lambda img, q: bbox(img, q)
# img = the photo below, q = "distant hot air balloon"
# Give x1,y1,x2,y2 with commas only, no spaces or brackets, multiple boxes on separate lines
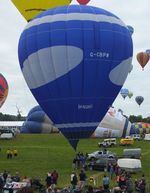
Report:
11,0,72,21
145,49,150,54
18,5,133,150
127,25,134,36
135,96,144,106
120,88,129,99
136,52,150,70
0,74,8,108
128,91,133,99
77,0,90,5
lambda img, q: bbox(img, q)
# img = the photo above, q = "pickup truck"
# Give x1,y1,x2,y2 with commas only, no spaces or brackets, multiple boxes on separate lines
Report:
87,150,116,161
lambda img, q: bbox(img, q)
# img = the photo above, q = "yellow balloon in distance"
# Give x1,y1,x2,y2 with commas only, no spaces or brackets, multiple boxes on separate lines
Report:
11,0,72,21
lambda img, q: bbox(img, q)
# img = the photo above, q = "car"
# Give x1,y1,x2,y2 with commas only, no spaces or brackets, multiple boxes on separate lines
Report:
131,134,142,141
120,138,134,145
98,138,117,148
87,150,116,161
88,157,117,171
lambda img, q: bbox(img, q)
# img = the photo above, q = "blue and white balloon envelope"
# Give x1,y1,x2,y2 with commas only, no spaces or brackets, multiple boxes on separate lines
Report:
18,5,133,149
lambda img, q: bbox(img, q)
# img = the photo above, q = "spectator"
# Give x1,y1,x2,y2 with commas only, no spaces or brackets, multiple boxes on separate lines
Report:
3,171,8,183
86,185,94,193
51,170,59,185
138,179,146,193
109,164,115,179
126,177,134,193
45,172,52,188
79,170,87,190
12,171,20,182
102,174,110,191
6,149,11,159
13,149,18,157
0,174,4,193
70,172,78,189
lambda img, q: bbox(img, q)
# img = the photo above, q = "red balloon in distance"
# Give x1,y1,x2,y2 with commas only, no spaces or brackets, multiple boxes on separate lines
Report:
136,52,150,70
77,0,90,5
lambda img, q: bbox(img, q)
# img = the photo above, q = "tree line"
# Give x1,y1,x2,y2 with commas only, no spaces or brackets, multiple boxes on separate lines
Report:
0,113,26,121
129,115,150,123
0,112,150,123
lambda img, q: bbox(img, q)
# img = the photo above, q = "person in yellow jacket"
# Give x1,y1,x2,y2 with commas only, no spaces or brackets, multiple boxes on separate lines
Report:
13,149,18,157
6,149,11,159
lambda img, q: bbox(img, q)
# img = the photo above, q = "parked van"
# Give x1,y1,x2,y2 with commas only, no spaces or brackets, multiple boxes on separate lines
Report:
120,138,134,145
144,134,150,141
0,129,14,139
123,148,141,159
117,158,142,173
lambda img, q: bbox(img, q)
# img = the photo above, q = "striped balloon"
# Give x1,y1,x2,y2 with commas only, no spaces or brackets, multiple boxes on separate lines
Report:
0,74,8,108
136,52,150,70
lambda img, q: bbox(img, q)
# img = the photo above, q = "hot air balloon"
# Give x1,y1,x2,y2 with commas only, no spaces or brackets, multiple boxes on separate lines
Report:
21,106,58,133
11,0,72,21
131,122,150,135
135,96,144,106
120,88,129,99
145,49,150,54
18,5,133,149
77,0,90,5
127,25,134,36
0,74,8,108
136,52,150,70
128,91,133,99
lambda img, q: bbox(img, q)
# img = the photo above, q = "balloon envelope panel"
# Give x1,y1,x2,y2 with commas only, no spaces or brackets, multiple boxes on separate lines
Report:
11,0,72,21
130,122,150,135
18,5,133,149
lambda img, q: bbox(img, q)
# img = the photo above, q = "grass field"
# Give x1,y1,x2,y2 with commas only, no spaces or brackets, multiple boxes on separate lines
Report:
0,134,150,192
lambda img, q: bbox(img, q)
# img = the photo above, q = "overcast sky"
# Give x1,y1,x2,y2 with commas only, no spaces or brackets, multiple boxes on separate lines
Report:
0,0,150,117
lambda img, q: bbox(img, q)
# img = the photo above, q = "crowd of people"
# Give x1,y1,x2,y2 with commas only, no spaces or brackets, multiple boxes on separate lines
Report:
0,168,147,193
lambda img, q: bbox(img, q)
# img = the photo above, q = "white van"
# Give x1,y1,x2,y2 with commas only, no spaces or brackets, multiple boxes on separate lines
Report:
0,129,14,139
144,134,150,141
117,158,142,173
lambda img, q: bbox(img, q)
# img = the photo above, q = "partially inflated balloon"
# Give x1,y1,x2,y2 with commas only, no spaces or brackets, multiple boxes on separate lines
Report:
135,96,144,106
11,0,72,21
77,0,90,5
136,52,150,70
21,106,58,133
18,5,133,149
0,74,8,108
120,88,129,99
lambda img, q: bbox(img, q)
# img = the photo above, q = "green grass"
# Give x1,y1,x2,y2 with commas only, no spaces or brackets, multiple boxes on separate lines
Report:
0,134,150,191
